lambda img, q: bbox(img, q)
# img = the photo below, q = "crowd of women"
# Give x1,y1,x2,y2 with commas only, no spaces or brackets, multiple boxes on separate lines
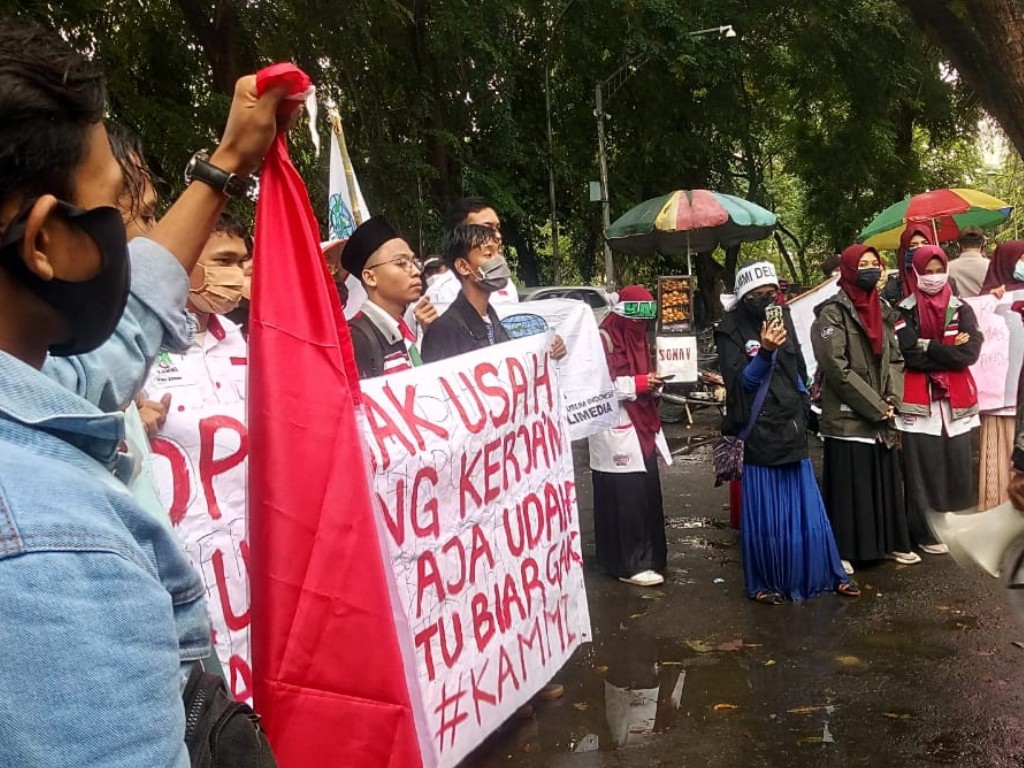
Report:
587,226,1024,605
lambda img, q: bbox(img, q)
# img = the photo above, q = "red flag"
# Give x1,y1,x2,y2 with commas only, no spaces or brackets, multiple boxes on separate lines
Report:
248,64,424,768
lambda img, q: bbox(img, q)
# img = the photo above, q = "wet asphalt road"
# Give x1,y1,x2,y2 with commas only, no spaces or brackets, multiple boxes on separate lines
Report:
464,411,1024,768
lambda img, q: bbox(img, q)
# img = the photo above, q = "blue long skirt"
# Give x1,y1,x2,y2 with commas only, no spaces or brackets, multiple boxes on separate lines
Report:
741,459,848,601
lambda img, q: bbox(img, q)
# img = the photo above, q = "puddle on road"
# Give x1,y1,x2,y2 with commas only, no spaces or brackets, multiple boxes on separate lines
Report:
666,516,730,531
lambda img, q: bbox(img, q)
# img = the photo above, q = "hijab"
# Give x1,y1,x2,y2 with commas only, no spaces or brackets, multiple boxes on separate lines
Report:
599,284,660,458
910,245,951,340
898,224,933,298
838,244,885,357
981,240,1024,293
909,245,955,398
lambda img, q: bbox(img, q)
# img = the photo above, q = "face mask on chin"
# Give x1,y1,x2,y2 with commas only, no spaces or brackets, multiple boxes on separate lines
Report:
189,263,245,315
0,198,130,356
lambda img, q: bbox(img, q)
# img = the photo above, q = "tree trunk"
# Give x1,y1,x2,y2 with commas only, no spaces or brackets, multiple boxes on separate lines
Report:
174,0,250,95
896,0,1024,158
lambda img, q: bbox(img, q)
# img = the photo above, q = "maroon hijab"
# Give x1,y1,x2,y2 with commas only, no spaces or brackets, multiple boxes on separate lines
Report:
898,224,933,298
838,244,885,357
600,285,661,458
981,240,1024,293
910,245,951,339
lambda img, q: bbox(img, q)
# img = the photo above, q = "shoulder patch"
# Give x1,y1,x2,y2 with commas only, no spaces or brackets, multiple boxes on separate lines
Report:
819,325,835,339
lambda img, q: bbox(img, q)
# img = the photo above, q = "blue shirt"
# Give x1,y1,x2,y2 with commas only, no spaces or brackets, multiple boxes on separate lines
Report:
0,238,207,767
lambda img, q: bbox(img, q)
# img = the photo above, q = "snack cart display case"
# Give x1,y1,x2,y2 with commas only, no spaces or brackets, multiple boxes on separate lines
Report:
654,274,698,384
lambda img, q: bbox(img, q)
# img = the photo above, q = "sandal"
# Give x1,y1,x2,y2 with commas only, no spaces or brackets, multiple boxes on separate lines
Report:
837,581,861,597
754,590,784,605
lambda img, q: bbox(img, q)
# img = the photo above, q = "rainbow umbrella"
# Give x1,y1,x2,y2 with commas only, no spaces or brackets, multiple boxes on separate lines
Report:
606,189,777,255
860,188,1013,250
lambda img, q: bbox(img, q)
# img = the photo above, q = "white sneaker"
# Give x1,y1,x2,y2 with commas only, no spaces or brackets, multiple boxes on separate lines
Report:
890,551,923,565
841,560,855,575
619,570,665,587
920,543,949,555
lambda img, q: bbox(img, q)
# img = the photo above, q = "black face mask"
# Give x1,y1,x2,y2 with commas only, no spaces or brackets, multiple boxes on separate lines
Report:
855,268,882,290
0,199,130,356
743,293,775,317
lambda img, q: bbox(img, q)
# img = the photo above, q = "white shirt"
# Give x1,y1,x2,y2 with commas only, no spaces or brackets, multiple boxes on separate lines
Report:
144,314,252,701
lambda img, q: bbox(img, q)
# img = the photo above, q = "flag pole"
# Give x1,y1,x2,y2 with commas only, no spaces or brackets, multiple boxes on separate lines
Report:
329,107,365,227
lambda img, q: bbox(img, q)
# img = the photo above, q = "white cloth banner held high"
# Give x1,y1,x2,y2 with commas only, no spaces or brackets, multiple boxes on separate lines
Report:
360,334,592,767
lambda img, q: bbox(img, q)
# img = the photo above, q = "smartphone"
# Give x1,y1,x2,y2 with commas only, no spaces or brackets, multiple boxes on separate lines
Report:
765,304,783,328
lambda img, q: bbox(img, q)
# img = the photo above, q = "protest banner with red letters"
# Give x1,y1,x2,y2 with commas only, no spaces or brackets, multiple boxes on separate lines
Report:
147,345,252,703
360,334,592,766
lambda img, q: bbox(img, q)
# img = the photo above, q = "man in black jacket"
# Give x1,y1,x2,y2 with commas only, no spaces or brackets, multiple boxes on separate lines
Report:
345,216,435,378
421,224,567,362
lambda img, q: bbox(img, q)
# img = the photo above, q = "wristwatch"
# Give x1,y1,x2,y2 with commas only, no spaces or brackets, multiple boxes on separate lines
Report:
184,150,255,199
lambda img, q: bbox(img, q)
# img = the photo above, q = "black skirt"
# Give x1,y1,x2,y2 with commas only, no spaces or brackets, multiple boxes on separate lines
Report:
822,439,911,561
902,431,975,545
591,455,667,578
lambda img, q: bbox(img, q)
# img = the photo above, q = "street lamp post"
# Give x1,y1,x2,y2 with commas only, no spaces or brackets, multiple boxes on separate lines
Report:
595,24,736,289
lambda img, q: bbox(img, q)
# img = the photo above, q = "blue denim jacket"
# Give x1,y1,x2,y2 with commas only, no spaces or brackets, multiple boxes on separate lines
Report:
0,235,208,767
43,237,195,412
0,352,209,767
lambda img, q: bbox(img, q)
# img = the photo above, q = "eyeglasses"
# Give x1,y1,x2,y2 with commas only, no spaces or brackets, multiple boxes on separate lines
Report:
366,255,420,274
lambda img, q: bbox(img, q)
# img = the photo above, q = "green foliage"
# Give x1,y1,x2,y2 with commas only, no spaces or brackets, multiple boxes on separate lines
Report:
1,0,984,295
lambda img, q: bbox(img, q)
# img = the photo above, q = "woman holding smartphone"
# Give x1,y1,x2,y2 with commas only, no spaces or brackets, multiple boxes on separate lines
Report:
811,245,916,574
717,262,856,604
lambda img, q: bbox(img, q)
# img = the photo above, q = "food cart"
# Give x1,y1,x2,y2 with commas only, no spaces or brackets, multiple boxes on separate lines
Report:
654,274,698,384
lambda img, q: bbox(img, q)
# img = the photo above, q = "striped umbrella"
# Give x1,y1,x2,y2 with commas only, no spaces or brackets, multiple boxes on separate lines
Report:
606,189,777,255
860,188,1013,250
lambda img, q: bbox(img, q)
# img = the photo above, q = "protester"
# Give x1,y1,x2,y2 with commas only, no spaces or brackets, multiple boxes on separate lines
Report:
976,241,1024,509
320,237,351,308
980,240,1024,299
948,227,990,298
345,215,432,377
881,224,931,305
421,223,566,362
717,262,856,603
421,254,448,285
812,245,918,572
0,19,283,765
589,285,670,587
420,197,522,312
143,212,251,695
108,124,159,241
894,245,982,553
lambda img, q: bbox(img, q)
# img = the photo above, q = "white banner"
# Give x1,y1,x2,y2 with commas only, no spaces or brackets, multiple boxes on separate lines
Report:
494,299,619,440
789,277,840,378
360,335,592,767
965,292,1024,413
